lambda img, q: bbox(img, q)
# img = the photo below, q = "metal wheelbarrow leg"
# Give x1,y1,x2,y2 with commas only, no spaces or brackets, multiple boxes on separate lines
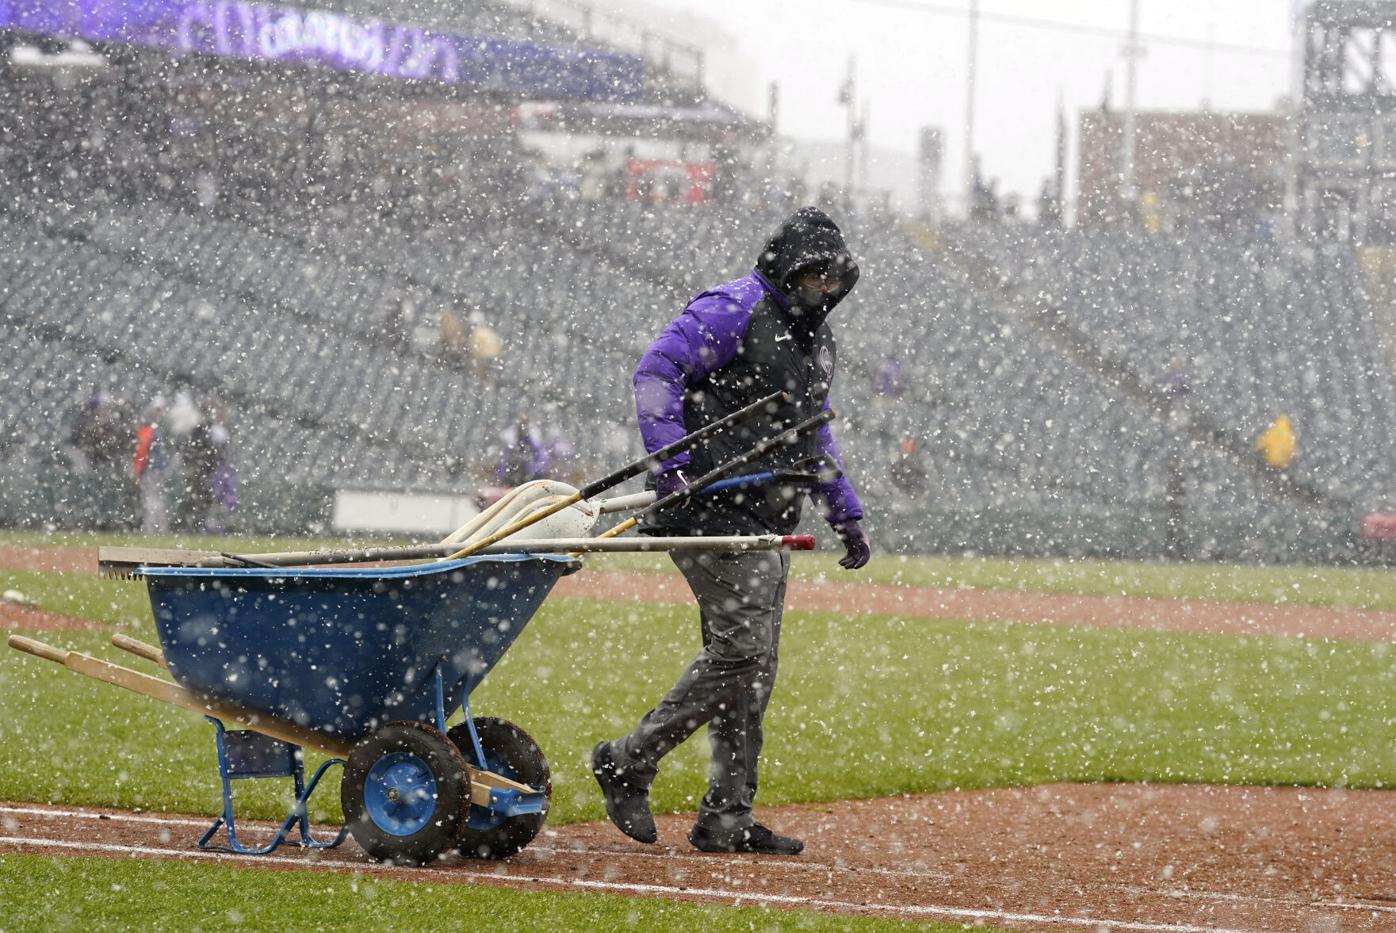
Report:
198,717,348,856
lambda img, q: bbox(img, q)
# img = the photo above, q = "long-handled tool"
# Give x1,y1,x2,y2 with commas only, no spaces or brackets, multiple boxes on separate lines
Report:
99,535,813,577
592,455,843,514
99,461,833,577
593,408,836,541
439,390,795,561
98,390,789,579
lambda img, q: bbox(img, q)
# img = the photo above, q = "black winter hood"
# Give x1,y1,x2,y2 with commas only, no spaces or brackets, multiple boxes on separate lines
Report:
755,207,860,315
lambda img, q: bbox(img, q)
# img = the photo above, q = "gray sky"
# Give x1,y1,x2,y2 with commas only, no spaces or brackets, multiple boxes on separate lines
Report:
595,0,1298,206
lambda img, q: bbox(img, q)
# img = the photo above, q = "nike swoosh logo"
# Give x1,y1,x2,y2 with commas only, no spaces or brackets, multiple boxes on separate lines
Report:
775,334,792,342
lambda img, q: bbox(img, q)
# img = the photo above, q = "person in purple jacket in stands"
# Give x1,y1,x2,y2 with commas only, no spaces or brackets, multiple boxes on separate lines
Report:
591,206,871,856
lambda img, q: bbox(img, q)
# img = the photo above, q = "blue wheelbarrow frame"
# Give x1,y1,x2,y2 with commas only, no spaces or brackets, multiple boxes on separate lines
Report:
123,553,577,858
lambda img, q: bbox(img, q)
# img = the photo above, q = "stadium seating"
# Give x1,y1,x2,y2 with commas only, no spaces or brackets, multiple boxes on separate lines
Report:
5,152,1396,558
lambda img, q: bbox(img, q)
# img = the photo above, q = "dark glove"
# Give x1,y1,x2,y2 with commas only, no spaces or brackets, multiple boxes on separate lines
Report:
833,519,871,570
655,468,690,500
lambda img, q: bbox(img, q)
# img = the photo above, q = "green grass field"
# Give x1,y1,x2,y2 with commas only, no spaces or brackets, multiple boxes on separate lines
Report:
0,854,966,932
3,531,1395,930
6,592,1395,822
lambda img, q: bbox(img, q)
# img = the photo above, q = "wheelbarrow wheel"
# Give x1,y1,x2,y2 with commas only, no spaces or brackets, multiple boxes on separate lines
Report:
342,720,468,865
449,717,551,859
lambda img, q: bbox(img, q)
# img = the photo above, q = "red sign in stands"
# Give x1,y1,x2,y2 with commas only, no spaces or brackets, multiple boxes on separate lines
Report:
1360,512,1396,540
625,159,715,205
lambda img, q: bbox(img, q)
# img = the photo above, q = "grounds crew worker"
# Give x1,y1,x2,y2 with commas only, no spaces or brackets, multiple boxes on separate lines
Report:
591,207,871,855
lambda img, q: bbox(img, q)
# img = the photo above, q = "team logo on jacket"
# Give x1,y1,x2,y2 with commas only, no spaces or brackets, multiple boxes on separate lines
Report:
817,345,834,376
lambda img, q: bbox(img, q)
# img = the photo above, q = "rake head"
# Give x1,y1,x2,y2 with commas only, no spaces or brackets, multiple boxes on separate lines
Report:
97,547,243,581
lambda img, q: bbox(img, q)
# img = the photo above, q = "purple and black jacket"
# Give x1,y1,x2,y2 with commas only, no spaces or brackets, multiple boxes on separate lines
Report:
633,207,864,536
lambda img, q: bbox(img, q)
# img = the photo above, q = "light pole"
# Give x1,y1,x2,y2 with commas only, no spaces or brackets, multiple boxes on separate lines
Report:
1120,0,1142,206
842,55,857,200
964,0,979,214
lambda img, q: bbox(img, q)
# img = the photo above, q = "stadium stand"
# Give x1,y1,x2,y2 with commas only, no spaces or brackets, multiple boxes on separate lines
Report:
3,2,1396,560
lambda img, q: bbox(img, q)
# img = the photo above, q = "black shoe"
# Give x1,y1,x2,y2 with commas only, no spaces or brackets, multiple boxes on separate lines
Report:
688,822,804,855
590,741,657,844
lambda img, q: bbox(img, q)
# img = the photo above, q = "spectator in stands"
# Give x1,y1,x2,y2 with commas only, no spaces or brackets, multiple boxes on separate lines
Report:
470,312,502,383
181,405,222,532
167,389,201,438
609,146,636,201
578,149,607,202
166,389,204,531
70,390,137,530
395,296,418,349
495,413,551,487
874,356,903,397
1255,415,1296,471
439,307,468,361
545,426,580,485
591,206,870,857
132,397,170,534
1161,357,1192,560
871,355,905,445
889,436,929,495
1163,357,1191,411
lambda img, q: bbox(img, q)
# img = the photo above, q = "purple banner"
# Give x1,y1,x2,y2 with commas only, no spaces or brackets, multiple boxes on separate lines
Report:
0,0,644,101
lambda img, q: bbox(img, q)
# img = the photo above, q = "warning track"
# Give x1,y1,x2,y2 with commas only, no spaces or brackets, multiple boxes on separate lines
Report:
6,543,1396,642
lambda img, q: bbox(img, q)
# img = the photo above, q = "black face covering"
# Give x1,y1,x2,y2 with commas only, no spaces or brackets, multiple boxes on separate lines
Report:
791,283,831,313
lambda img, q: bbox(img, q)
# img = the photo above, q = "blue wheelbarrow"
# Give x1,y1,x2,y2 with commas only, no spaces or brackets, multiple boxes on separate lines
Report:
9,553,578,865
9,399,836,864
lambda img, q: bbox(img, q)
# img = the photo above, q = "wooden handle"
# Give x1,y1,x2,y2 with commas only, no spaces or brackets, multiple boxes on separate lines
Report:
111,633,166,666
62,651,355,758
8,635,69,664
15,633,536,804
595,516,637,540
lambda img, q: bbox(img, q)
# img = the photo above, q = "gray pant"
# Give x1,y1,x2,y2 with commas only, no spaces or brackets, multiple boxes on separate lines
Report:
614,548,790,834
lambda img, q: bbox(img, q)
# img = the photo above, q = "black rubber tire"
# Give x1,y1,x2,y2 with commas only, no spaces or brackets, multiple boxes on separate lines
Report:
341,720,468,865
449,717,551,859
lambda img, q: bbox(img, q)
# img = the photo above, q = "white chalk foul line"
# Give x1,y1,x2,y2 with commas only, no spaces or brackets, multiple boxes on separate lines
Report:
0,805,211,830
0,807,1295,914
1310,900,1396,915
2,806,958,883
0,834,1271,933
0,806,1314,929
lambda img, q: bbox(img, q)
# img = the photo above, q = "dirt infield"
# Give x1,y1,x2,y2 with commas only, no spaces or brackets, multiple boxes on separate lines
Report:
6,542,1396,641
8,542,1396,930
0,544,92,576
5,784,1396,931
0,602,111,633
